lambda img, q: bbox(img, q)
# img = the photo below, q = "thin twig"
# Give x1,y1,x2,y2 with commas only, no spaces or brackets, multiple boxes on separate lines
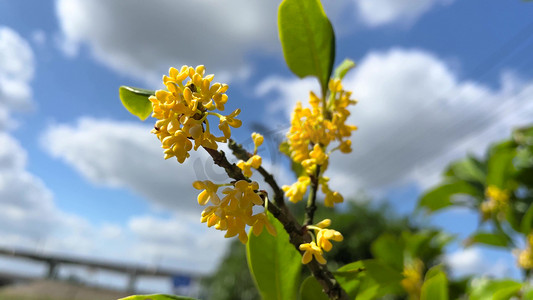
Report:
304,166,321,226
203,145,348,300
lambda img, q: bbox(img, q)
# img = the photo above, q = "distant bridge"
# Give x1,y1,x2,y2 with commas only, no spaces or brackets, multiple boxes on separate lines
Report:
0,247,201,292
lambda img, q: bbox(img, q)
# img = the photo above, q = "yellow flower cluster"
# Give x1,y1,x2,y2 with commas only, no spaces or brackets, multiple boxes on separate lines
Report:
299,219,343,264
517,233,533,269
401,259,423,299
282,78,357,206
150,65,242,163
480,185,510,219
193,179,276,244
237,133,264,178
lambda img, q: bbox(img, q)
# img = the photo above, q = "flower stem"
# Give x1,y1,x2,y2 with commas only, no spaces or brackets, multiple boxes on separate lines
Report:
304,166,321,226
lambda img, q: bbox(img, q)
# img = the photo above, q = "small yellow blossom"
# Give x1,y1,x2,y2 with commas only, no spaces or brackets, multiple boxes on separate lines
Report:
282,176,311,203
282,77,357,207
517,233,533,269
300,241,327,264
401,259,424,298
150,65,241,163
196,179,273,244
480,185,510,219
316,229,343,252
252,132,264,148
237,155,262,178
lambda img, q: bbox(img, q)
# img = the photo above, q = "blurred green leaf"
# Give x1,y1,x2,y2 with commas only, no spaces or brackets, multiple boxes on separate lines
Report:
420,266,448,300
486,142,517,188
119,86,154,121
119,295,197,300
333,59,355,80
521,203,533,234
419,181,481,212
278,0,335,93
371,234,404,271
246,212,301,300
464,232,511,248
469,279,522,300
444,155,486,184
300,276,329,300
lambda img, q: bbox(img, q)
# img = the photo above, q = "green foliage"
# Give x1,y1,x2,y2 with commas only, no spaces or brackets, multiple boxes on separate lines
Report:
468,279,522,300
119,86,154,121
278,0,335,94
464,232,512,248
118,295,197,300
420,266,448,300
299,276,329,300
246,212,301,300
333,59,356,80
418,181,482,212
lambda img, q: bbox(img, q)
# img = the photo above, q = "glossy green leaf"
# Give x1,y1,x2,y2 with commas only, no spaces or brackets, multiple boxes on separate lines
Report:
119,86,155,121
333,59,355,80
464,232,511,248
418,181,481,212
119,295,197,300
247,212,301,300
278,0,335,93
469,279,522,300
420,266,448,300
300,276,329,300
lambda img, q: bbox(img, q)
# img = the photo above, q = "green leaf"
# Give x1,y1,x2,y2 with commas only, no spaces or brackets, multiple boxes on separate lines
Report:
370,234,404,271
247,212,301,300
333,59,355,80
521,203,533,234
300,276,329,300
119,86,155,121
444,156,486,184
469,279,522,300
464,232,511,248
119,295,197,300
420,266,448,300
486,142,517,188
418,181,481,212
278,0,335,94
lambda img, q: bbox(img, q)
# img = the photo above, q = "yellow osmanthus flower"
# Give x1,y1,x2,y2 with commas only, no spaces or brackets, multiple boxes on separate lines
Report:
300,219,343,264
150,65,242,163
194,179,275,244
480,185,510,219
237,133,264,178
282,78,357,206
401,259,424,299
517,233,533,269
300,241,327,265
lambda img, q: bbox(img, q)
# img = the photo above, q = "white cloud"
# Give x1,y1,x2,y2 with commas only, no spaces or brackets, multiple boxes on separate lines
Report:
0,26,35,129
353,0,453,27
258,48,533,195
54,0,278,84
445,247,515,278
41,117,223,212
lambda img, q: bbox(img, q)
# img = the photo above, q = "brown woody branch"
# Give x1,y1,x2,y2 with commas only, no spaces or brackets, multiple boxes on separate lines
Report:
203,145,348,300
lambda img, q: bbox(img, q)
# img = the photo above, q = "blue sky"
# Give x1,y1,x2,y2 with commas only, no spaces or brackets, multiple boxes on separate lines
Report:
1,0,533,292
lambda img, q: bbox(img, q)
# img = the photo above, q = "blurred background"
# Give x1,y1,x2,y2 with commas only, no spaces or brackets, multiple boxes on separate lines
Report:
0,0,532,299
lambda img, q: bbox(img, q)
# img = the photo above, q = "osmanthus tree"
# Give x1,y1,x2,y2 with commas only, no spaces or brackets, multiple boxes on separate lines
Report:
418,125,533,299
117,0,452,299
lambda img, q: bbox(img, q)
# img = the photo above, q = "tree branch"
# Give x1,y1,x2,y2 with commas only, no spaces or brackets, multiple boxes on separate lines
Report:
304,166,321,226
203,145,348,300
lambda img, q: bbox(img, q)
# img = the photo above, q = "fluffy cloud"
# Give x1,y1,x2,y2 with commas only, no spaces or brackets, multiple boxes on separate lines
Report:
54,0,278,84
0,27,35,129
353,0,453,27
259,48,533,194
445,247,516,278
41,117,223,212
